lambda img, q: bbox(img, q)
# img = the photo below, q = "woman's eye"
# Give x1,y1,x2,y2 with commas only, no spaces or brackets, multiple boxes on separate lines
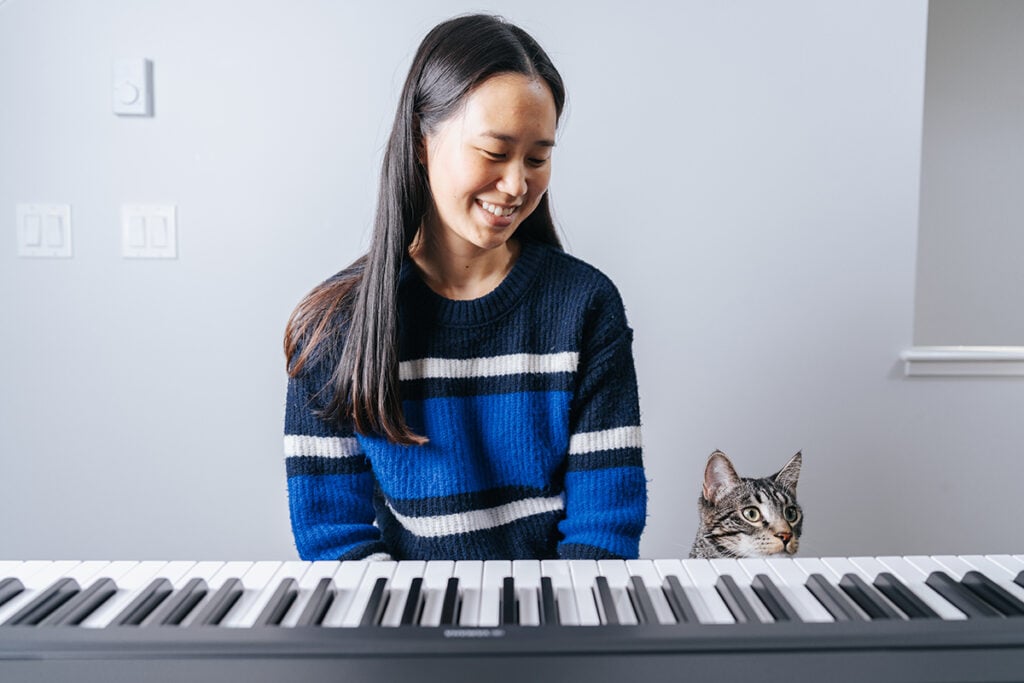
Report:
784,506,800,522
741,507,761,523
482,150,506,160
527,157,549,167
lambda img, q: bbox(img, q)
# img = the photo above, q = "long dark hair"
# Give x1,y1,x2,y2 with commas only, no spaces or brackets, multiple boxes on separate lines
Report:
285,14,567,445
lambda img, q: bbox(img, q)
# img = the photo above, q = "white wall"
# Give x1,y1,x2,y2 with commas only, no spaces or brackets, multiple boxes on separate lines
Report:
2,0,1021,561
914,0,1024,345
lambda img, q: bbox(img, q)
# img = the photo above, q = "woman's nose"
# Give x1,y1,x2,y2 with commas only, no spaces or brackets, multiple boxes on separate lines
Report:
496,163,528,197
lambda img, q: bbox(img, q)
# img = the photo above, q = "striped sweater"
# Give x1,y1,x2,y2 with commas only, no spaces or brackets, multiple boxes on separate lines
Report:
284,239,647,561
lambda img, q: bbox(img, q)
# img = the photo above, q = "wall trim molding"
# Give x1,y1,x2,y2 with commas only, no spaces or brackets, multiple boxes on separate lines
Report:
901,346,1024,377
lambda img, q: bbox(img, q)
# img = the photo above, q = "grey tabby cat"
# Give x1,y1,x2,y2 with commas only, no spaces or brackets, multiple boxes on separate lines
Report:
689,450,803,559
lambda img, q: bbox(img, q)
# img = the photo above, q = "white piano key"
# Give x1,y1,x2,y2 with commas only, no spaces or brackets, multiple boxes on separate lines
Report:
513,560,542,626
906,555,961,578
231,561,305,627
793,557,871,620
61,561,111,584
823,556,904,616
625,560,676,625
174,561,225,587
340,561,397,628
81,561,195,628
452,561,482,627
875,556,966,620
764,558,834,622
479,560,510,628
380,561,426,628
986,554,1024,575
280,561,346,628
0,561,26,579
596,560,637,625
419,561,455,627
833,556,908,619
653,559,715,624
959,555,1024,605
567,560,601,626
737,558,802,622
0,561,80,624
143,561,224,626
541,559,578,626
320,562,368,627
933,555,998,581
680,559,736,624
792,557,834,578
711,558,772,623
213,561,277,627
822,557,870,579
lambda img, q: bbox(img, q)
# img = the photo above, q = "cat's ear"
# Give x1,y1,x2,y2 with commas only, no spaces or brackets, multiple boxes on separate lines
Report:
703,450,741,504
773,451,802,494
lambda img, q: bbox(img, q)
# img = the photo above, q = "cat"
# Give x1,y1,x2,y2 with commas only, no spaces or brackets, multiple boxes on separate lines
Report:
689,450,803,559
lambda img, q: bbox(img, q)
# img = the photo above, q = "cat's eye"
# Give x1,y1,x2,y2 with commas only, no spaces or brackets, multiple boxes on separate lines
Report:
741,507,761,523
784,506,800,522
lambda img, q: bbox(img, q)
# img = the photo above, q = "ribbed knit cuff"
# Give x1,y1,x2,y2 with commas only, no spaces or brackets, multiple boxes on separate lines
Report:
337,540,392,561
557,542,624,561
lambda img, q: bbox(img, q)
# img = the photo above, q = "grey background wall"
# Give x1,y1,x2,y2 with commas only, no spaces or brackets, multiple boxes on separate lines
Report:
2,0,1021,561
914,0,1024,345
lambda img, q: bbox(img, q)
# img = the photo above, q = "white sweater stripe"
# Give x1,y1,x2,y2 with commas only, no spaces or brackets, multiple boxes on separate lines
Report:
568,426,643,455
284,435,363,459
387,495,565,538
399,352,579,381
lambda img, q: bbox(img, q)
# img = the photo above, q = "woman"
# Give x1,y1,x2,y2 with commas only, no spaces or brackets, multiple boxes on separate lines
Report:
284,14,646,561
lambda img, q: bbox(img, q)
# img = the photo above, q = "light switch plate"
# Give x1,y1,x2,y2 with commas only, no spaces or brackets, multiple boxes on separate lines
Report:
17,204,72,258
113,58,153,116
121,204,177,258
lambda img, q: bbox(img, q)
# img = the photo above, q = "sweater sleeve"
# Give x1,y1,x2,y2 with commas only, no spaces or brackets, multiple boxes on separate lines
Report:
557,282,648,560
284,355,391,561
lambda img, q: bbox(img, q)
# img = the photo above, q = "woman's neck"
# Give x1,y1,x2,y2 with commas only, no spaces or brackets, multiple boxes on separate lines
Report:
409,231,521,301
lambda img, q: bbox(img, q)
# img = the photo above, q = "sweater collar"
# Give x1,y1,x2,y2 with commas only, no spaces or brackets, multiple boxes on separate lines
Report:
400,239,548,327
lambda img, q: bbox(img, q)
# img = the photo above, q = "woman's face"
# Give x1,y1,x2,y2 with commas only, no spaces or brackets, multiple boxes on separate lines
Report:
420,72,557,254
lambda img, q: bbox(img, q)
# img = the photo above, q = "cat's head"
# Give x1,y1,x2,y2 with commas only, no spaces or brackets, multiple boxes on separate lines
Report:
697,450,803,558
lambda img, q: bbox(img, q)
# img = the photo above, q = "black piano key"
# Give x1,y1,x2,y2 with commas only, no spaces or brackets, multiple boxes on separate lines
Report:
961,571,1024,617
805,574,865,622
295,577,335,627
4,578,81,626
0,578,25,609
500,577,517,626
839,574,901,620
594,576,619,626
142,578,208,626
926,571,1001,618
539,576,558,626
113,578,173,626
40,578,117,626
1016,570,1024,590
715,575,761,624
399,578,424,626
359,577,389,627
663,576,698,624
627,575,657,625
873,572,940,620
254,578,298,626
439,577,460,626
751,574,802,623
189,578,243,626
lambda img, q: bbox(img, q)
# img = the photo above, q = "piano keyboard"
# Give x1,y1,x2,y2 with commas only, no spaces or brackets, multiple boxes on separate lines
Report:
2,556,1024,683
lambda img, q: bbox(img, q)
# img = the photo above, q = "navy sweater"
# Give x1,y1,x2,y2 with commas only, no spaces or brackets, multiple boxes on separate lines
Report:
284,240,647,561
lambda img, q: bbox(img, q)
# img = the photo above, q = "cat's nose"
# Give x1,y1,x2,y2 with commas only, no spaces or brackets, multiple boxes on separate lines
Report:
775,531,792,545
